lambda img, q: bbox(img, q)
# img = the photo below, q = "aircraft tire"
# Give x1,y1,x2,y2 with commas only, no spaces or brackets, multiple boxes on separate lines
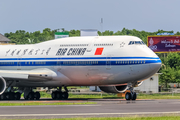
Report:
10,92,15,100
34,92,40,100
1,93,7,100
132,92,137,100
125,92,131,100
52,91,57,100
6,93,10,100
24,96,28,100
15,92,21,100
28,92,34,100
62,92,68,100
56,92,62,100
6,92,11,100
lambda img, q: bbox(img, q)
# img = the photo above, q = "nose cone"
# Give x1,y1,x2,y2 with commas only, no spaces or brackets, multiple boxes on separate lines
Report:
150,58,162,73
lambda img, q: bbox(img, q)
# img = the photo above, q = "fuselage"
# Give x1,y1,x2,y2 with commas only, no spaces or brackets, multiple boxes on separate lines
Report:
0,36,161,87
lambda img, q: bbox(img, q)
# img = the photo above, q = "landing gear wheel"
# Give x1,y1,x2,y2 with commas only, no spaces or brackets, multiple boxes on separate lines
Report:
56,92,62,100
6,92,14,100
125,92,131,100
34,92,40,100
15,92,21,100
24,96,28,100
10,92,15,100
1,93,6,100
132,92,137,100
62,92,68,100
52,91,57,100
28,92,34,100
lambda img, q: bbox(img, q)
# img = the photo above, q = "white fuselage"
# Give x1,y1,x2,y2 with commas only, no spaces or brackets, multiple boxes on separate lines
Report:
0,36,161,87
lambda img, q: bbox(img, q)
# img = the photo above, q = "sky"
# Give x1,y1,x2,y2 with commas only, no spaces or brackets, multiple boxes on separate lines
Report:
1,0,180,34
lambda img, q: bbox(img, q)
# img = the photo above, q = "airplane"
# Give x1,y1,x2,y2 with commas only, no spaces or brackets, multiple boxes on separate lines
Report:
0,36,161,100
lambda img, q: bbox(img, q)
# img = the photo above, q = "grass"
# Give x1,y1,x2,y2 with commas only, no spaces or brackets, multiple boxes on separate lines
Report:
137,93,180,99
39,91,180,99
68,93,117,99
0,101,96,106
3,116,180,120
67,86,89,89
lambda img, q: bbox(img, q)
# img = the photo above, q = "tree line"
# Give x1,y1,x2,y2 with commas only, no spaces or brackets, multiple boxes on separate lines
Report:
4,28,179,44
4,28,180,88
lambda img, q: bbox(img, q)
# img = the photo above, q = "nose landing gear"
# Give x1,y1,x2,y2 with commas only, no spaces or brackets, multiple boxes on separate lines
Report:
125,83,137,101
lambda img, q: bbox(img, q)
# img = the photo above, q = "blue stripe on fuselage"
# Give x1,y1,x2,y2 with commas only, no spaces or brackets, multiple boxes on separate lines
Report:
0,57,160,61
0,59,161,66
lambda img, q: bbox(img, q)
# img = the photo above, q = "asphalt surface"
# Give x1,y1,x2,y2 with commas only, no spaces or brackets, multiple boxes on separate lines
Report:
0,99,180,119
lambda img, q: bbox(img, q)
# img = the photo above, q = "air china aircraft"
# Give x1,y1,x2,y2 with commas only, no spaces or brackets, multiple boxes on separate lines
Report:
0,36,161,100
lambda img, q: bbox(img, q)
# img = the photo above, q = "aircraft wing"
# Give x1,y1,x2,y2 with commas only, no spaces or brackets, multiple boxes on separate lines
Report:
0,68,57,81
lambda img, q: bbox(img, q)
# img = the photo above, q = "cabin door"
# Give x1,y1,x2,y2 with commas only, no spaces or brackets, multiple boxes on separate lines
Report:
106,55,112,70
57,57,61,70
17,56,21,70
87,37,97,52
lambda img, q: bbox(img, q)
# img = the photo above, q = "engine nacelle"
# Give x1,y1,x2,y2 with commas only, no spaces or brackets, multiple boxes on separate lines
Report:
0,76,6,95
99,81,143,93
99,85,128,93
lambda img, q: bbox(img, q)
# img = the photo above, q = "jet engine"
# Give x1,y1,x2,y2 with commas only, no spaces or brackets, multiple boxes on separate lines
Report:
99,85,128,93
0,76,6,95
99,81,143,93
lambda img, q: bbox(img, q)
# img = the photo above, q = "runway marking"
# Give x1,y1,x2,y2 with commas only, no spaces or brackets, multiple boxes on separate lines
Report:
1,111,180,117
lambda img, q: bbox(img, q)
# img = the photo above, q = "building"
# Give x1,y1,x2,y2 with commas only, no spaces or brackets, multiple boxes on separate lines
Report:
134,73,161,93
80,29,98,36
0,34,10,43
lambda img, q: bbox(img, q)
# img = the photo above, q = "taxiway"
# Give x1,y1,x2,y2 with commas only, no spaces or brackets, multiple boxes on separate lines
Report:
0,99,180,119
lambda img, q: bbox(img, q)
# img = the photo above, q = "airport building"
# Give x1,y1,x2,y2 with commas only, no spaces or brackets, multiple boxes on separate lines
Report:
134,73,161,93
80,29,98,36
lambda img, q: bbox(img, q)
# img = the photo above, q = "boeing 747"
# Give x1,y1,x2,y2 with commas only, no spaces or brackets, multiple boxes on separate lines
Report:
0,36,161,100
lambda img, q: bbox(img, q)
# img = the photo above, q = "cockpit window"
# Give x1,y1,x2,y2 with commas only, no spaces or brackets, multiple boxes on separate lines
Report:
128,41,145,45
135,41,141,45
128,41,134,45
141,41,146,45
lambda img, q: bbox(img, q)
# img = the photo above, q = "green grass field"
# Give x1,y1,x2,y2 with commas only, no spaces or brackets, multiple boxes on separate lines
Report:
0,102,96,106
39,91,180,99
137,93,180,99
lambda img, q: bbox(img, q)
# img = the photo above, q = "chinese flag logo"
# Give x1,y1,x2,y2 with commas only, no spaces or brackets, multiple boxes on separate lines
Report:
95,48,104,55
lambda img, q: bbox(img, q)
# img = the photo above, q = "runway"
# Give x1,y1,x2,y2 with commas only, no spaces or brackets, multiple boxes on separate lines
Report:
0,99,180,119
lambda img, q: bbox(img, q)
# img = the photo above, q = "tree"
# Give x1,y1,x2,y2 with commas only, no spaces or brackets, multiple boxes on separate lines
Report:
159,67,175,88
174,70,180,88
167,53,180,69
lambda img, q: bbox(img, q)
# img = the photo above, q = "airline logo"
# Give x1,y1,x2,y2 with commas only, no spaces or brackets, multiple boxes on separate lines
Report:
56,48,86,56
95,48,104,55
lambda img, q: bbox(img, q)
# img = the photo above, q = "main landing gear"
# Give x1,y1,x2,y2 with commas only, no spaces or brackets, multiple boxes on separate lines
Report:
51,86,69,100
0,92,21,100
23,88,40,100
0,87,21,100
125,83,137,101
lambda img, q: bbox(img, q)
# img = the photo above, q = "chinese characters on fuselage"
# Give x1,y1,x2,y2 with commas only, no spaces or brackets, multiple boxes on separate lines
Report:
6,47,51,56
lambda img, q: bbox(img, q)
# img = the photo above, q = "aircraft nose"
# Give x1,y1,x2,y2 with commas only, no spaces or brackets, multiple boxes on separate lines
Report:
149,58,161,73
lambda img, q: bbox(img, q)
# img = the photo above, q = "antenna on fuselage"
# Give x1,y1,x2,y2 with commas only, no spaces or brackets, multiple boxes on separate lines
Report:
100,18,103,36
